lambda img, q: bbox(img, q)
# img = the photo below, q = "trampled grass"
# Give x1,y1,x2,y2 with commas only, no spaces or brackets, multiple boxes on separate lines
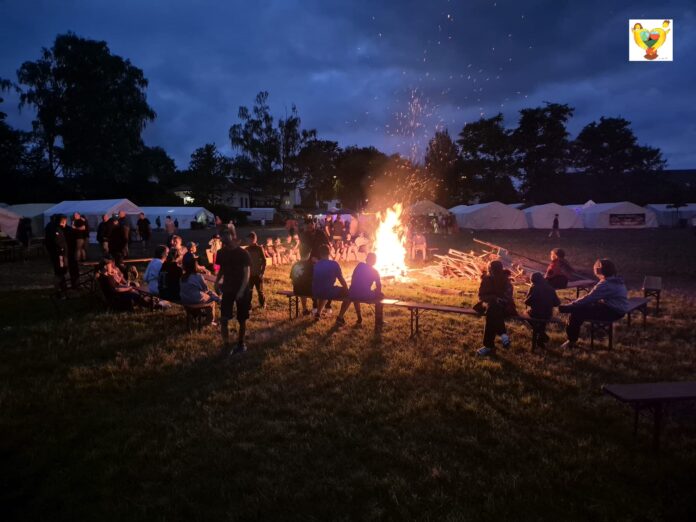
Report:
1,229,695,521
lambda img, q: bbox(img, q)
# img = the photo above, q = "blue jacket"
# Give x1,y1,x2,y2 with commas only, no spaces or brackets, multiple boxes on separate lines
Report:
572,276,629,314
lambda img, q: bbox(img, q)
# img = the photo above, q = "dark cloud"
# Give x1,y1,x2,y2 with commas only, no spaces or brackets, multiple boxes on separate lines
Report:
1,0,693,168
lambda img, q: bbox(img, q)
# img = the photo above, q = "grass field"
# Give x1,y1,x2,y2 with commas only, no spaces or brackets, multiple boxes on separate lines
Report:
1,229,695,521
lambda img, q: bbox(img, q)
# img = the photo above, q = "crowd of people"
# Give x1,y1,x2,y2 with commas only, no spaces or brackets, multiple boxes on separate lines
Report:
44,209,631,357
473,248,629,356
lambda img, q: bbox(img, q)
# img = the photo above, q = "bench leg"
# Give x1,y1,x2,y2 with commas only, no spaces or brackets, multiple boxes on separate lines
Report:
627,311,631,327
590,322,595,349
295,296,299,319
655,291,660,316
608,323,613,350
415,308,420,336
642,305,647,328
409,308,414,338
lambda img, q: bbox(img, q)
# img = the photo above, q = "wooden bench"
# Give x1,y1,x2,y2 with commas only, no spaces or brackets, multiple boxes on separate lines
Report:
276,290,398,324
389,301,480,338
566,297,649,350
642,276,662,315
602,381,696,451
183,302,215,332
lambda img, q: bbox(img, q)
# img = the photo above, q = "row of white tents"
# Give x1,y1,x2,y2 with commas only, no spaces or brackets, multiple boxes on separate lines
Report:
410,200,696,230
0,199,214,239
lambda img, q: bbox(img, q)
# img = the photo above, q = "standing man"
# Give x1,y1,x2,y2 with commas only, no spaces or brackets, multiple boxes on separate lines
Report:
214,232,252,354
549,213,560,238
108,215,127,269
72,212,88,261
164,216,176,238
155,216,161,230
46,214,69,293
96,214,111,254
137,212,152,251
245,232,266,309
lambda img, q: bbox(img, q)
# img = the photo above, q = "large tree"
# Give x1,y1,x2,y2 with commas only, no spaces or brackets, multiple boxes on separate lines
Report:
16,32,155,195
425,129,466,207
458,114,518,203
334,146,391,210
295,139,341,204
512,103,574,204
186,144,231,207
573,116,666,201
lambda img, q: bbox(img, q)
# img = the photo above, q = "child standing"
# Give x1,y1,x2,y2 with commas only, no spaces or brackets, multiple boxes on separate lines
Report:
524,272,561,349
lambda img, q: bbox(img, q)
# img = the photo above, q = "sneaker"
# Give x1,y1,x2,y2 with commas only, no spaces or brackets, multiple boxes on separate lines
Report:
335,316,346,327
501,333,511,349
560,340,576,350
232,344,247,355
476,346,494,357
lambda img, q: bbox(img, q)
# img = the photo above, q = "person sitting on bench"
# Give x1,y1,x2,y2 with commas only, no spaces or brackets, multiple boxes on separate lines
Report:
544,248,575,289
525,272,560,349
143,245,169,295
158,249,182,302
312,244,350,325
476,260,517,357
180,253,220,326
98,255,150,310
559,259,629,350
290,256,314,316
349,252,384,327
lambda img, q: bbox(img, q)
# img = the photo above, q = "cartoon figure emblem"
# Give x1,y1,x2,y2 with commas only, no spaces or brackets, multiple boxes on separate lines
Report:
632,20,670,60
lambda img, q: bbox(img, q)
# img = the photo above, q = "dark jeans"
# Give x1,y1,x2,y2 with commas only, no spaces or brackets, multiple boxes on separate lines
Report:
564,303,624,342
249,274,265,307
483,301,507,348
528,314,550,345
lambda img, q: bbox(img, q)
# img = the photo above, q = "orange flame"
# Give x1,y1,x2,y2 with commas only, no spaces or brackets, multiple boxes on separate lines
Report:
374,203,408,278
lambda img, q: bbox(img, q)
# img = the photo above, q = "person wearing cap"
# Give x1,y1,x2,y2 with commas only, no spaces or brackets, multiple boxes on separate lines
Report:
186,240,210,274
214,231,252,354
245,232,266,308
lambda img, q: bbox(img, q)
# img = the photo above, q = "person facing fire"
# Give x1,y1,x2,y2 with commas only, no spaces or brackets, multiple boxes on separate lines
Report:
475,260,517,357
349,252,384,327
312,244,350,325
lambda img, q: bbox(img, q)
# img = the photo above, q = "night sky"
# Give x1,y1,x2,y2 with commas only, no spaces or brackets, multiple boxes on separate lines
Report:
1,0,694,169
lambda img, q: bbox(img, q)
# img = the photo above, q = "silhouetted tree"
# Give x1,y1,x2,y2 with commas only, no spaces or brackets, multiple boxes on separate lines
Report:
458,114,518,203
17,33,155,195
512,103,574,204
425,129,466,207
296,139,341,204
186,144,231,207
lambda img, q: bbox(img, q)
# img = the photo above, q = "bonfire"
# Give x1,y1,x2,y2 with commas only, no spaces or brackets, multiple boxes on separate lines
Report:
373,203,408,279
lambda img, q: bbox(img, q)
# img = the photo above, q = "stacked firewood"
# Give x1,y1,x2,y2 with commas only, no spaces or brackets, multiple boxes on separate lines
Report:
419,248,527,283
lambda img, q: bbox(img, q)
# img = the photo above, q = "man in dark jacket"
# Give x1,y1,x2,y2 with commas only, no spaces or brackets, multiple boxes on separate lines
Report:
46,214,69,292
245,232,267,308
476,260,516,357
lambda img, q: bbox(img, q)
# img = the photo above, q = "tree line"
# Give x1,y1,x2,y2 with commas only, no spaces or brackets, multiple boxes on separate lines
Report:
1,32,689,210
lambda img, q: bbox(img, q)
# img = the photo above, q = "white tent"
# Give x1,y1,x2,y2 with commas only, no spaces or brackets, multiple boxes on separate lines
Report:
43,199,143,231
449,201,527,229
646,203,696,227
580,201,657,228
239,208,275,223
565,200,596,213
0,207,21,239
407,200,449,216
7,203,55,236
508,203,525,209
524,203,583,229
140,206,214,230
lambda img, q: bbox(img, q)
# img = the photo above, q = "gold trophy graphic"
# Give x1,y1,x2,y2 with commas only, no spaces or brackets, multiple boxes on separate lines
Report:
632,20,670,60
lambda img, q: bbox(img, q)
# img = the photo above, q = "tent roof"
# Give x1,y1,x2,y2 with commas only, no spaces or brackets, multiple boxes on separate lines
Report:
7,203,55,217
524,202,568,213
450,201,508,214
581,201,649,214
646,203,696,211
407,200,449,216
139,206,213,217
0,207,21,219
44,199,141,216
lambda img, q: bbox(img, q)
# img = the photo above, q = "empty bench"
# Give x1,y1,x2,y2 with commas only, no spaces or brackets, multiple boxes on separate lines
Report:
602,381,696,451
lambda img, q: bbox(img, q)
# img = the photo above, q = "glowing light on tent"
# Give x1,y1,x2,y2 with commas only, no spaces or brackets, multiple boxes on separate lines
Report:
374,204,408,278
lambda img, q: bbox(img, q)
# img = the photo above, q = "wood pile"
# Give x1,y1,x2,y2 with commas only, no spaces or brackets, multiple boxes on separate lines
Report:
419,247,528,283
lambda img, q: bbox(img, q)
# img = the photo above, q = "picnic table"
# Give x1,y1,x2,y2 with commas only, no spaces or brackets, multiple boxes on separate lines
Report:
566,279,596,297
389,300,479,337
602,381,696,451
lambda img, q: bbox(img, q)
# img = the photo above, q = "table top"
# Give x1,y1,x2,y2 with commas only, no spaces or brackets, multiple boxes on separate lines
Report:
567,279,596,288
603,382,696,403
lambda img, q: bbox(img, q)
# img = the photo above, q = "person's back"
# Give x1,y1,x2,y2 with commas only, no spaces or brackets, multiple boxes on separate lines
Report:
525,275,560,320
312,258,341,297
159,260,182,301
290,259,313,296
575,276,629,314
180,272,208,305
143,257,164,294
349,261,380,301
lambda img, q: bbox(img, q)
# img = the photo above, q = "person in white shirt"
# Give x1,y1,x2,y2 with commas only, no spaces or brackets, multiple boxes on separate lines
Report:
143,245,169,294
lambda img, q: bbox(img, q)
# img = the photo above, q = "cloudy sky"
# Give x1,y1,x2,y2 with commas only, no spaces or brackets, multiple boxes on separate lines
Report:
1,0,694,169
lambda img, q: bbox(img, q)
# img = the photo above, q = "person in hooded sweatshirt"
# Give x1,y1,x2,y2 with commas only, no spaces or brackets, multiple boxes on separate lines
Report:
559,259,628,349
525,272,561,349
475,260,517,357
